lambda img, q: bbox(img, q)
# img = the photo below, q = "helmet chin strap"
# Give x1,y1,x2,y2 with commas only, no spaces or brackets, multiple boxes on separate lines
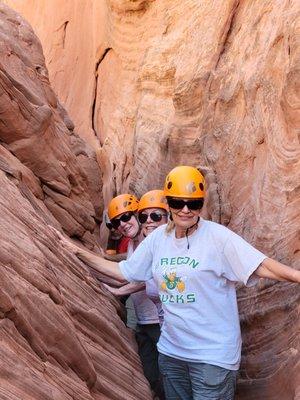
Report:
185,216,200,249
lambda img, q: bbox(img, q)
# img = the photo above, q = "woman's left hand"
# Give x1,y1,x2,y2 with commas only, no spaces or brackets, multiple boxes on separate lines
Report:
102,283,120,296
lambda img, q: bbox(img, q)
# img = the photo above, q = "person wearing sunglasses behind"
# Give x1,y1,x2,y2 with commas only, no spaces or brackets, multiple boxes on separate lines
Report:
104,212,130,257
108,194,141,240
106,190,167,400
137,190,168,328
107,194,144,330
136,190,168,399
57,166,300,400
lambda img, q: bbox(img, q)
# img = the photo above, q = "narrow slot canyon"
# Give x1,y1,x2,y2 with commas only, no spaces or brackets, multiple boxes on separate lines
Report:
0,1,299,399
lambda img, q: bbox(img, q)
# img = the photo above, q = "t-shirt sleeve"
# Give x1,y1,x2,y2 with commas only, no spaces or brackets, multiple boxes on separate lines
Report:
119,238,153,282
222,230,267,286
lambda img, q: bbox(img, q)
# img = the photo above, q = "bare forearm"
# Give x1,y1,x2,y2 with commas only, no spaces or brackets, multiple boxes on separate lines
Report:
76,247,125,281
256,258,300,283
112,282,145,297
104,253,127,262
95,275,127,286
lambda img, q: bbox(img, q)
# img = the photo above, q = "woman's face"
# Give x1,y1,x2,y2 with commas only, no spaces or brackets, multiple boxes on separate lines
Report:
169,198,202,230
114,212,140,238
139,207,168,237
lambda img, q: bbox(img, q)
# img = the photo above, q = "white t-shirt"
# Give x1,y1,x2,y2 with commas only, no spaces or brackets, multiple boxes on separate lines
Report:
119,219,267,370
127,241,159,325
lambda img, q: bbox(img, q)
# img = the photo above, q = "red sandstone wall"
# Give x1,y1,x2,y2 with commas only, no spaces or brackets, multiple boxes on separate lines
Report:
0,4,152,399
2,1,300,399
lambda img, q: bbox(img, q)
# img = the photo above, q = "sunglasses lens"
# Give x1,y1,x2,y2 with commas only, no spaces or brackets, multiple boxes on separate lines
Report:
187,200,203,210
106,222,113,230
150,212,163,222
167,198,184,209
111,212,133,229
111,219,120,229
121,212,133,223
138,213,148,224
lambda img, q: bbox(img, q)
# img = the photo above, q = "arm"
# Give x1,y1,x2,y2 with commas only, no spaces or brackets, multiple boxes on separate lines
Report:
50,225,153,283
103,282,146,297
255,258,300,283
93,274,128,287
104,253,127,262
56,231,127,282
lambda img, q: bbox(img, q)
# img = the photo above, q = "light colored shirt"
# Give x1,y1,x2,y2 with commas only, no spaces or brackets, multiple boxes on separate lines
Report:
119,219,267,370
146,279,164,325
127,241,159,326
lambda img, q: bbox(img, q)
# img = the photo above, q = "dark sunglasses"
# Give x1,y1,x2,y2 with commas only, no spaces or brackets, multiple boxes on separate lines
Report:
106,222,113,230
111,211,134,229
167,197,204,211
138,211,167,224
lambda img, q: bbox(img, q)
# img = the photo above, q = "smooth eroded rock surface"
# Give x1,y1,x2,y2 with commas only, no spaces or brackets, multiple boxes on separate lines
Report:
0,4,152,399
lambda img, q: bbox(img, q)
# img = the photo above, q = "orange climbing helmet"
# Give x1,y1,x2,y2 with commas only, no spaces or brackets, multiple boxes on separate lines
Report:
164,166,205,199
108,194,139,220
138,190,169,212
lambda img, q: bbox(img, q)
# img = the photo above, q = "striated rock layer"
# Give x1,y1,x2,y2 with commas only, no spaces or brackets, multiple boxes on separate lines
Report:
3,0,300,399
0,4,152,399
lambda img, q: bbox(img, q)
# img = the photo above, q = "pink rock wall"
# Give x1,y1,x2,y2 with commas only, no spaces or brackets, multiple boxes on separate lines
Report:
4,0,108,150
3,0,300,399
0,4,152,399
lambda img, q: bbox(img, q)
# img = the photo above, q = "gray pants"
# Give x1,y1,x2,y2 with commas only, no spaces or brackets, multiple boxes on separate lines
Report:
158,353,237,400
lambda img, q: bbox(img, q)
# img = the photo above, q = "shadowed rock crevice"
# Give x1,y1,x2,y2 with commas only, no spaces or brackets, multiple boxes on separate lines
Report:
92,48,112,143
214,0,241,70
62,21,69,48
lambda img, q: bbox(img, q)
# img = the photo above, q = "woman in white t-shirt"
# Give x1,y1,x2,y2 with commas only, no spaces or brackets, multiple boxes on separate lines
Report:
58,166,300,400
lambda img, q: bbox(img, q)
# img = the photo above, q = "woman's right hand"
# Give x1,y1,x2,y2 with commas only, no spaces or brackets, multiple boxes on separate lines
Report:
48,225,78,254
61,238,79,254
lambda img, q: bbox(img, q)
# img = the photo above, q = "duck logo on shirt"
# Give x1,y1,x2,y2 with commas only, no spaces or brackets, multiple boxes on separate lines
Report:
159,271,195,304
161,272,185,293
158,258,197,304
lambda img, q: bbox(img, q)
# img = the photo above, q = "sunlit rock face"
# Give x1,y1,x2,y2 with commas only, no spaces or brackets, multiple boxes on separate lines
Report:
2,0,300,399
0,4,152,399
